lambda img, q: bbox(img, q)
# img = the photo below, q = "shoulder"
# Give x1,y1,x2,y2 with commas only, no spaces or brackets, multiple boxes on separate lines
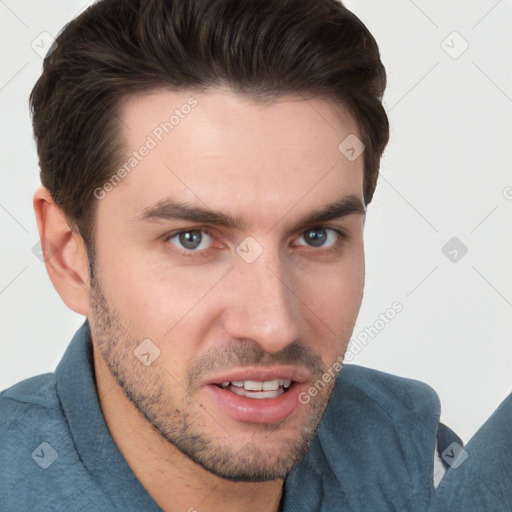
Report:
332,364,441,421
1,372,58,410
0,372,62,461
319,364,440,467
286,365,441,511
0,373,63,438
0,373,78,507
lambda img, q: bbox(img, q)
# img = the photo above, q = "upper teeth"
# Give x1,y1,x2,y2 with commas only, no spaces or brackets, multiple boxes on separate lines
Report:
221,379,292,391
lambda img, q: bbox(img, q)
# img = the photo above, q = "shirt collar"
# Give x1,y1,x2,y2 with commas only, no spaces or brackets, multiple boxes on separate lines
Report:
54,320,439,511
55,320,162,511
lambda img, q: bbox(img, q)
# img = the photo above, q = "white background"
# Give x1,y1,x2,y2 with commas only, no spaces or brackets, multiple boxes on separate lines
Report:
0,0,511,443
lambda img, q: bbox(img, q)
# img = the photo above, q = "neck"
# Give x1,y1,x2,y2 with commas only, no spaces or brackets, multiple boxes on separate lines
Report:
93,346,284,512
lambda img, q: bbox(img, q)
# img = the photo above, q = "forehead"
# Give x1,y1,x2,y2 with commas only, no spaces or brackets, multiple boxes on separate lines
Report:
102,87,364,229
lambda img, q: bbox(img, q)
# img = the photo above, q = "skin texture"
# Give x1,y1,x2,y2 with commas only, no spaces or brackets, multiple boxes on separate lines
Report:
34,87,366,512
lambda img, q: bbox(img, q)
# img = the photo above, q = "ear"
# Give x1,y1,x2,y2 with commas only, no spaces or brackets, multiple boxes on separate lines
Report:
33,186,91,316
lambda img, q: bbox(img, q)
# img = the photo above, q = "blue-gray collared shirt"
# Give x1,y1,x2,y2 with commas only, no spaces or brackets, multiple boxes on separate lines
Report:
1,321,441,511
427,392,512,512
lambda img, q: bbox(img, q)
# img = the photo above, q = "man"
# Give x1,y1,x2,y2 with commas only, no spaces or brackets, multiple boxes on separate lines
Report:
0,1,443,510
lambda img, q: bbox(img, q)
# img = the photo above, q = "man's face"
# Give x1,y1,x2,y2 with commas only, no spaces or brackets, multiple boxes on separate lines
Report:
88,88,365,481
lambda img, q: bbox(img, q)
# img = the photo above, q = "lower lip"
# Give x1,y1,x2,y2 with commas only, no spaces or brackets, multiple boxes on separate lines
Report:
204,383,306,424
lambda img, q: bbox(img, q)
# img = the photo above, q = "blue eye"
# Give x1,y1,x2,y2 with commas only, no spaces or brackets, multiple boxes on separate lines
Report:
168,229,214,251
296,227,339,248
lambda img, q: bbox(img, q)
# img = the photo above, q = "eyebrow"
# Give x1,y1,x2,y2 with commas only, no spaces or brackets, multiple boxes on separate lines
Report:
138,195,366,231
292,195,366,229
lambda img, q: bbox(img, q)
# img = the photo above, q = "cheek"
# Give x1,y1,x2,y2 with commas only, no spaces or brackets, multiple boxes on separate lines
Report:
96,249,227,356
306,271,363,323
294,249,364,349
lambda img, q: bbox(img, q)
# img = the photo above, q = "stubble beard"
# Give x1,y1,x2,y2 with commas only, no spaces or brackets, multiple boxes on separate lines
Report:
88,273,337,482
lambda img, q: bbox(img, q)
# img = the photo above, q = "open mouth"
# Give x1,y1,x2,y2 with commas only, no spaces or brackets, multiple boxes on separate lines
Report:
216,379,293,399
205,369,307,423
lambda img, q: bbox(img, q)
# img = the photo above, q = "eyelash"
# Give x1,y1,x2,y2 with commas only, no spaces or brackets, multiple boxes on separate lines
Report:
165,228,218,258
164,227,348,258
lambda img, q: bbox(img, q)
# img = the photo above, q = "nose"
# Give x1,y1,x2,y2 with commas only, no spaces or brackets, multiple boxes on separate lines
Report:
221,249,301,354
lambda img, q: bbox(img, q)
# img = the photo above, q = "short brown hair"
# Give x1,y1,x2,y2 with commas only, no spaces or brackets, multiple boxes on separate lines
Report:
30,0,389,249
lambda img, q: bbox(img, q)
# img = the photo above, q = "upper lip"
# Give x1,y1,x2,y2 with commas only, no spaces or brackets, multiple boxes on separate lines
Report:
203,365,312,386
